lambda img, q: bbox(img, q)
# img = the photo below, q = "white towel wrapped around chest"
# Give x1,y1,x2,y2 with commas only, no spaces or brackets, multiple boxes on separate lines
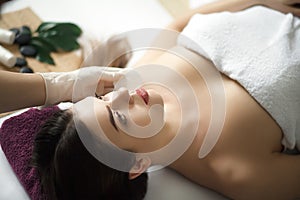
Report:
178,6,300,150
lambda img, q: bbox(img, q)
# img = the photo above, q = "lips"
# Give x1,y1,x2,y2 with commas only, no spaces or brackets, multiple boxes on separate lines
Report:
136,88,149,105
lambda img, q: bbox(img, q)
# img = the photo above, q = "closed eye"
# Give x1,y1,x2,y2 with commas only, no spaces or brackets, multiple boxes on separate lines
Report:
106,105,118,132
114,111,127,125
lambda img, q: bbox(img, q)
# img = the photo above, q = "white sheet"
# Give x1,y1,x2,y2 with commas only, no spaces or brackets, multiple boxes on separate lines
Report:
0,0,228,199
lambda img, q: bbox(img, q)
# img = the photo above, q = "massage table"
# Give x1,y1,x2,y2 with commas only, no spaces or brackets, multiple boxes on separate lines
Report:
0,0,227,199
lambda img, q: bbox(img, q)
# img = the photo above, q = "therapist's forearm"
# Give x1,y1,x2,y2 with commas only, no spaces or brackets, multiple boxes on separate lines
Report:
0,71,46,113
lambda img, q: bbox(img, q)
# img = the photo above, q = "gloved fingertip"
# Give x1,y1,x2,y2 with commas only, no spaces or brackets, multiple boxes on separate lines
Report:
113,72,124,80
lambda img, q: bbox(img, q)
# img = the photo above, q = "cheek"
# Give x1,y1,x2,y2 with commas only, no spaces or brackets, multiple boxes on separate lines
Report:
95,111,120,147
128,106,151,126
99,121,124,148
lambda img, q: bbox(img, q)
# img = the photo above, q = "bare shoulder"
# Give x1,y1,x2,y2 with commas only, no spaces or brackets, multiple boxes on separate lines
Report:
170,77,288,198
202,69,300,199
199,78,290,199
219,77,283,153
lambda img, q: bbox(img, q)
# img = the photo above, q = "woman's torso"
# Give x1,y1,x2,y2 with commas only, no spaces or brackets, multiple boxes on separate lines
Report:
134,46,283,195
178,5,300,151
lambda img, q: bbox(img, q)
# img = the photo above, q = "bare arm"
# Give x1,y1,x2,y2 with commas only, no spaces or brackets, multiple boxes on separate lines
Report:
168,0,300,32
0,67,128,113
133,0,260,67
0,71,46,113
132,0,300,67
166,0,258,32
276,0,300,5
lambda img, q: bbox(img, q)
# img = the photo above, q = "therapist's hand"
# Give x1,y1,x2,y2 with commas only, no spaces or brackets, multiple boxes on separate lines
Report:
80,35,132,68
39,66,129,105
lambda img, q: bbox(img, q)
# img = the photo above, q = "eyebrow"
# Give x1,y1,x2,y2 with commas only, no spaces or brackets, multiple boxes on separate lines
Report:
105,105,118,132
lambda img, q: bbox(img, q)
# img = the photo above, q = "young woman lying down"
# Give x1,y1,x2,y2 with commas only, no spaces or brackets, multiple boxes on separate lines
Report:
0,0,299,199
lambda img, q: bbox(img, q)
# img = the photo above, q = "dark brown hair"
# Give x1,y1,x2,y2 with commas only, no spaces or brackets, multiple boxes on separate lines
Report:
31,110,148,200
0,0,10,11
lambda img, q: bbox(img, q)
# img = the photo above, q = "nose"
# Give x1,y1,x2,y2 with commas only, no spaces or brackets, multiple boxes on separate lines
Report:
112,88,129,101
109,88,133,109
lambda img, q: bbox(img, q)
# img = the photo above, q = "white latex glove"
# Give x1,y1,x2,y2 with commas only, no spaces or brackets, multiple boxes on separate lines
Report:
39,66,129,105
80,34,132,68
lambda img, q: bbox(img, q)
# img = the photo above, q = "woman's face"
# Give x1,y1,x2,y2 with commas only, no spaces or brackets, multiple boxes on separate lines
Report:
101,87,163,127
73,87,164,149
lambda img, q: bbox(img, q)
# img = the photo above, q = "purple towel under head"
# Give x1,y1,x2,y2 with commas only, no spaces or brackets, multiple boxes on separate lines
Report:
0,106,60,200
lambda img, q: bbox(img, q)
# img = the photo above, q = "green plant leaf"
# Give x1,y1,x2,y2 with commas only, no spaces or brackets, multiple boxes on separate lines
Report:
39,35,80,52
30,36,57,52
30,37,55,65
36,22,82,37
31,21,82,65
36,22,56,32
35,51,55,65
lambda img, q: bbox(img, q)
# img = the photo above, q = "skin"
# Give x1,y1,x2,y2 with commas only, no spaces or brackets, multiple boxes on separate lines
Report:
84,46,300,199
0,71,46,113
73,1,300,199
